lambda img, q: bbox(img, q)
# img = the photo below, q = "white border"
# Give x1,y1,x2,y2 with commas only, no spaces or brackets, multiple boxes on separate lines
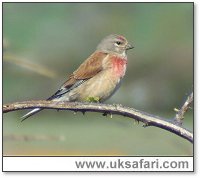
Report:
3,157,194,172
1,0,197,174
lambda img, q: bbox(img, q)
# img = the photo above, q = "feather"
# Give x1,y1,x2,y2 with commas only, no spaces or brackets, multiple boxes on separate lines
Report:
21,108,43,122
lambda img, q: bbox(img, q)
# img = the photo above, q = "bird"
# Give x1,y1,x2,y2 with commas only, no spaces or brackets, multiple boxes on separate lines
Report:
21,34,134,121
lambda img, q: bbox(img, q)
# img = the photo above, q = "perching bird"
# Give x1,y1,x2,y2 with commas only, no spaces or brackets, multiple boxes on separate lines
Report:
21,34,134,121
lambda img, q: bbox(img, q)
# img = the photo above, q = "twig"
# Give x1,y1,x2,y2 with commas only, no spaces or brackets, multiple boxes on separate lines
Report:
3,54,57,79
3,134,65,142
3,100,193,143
174,92,193,126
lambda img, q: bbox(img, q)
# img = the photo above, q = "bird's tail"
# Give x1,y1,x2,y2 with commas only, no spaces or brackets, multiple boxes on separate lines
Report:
21,108,43,122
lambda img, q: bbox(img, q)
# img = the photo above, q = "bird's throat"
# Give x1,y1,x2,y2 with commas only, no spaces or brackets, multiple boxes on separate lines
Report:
111,56,127,77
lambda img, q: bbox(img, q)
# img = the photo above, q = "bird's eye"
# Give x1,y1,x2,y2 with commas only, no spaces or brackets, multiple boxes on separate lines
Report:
115,41,122,45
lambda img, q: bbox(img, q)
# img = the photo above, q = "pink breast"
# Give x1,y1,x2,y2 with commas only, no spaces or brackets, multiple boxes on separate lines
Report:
111,56,127,77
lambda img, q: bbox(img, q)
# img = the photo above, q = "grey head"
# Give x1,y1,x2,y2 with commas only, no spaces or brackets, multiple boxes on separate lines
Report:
96,34,134,55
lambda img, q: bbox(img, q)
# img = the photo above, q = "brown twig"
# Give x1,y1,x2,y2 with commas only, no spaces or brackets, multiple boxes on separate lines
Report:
174,92,193,126
3,54,57,79
3,134,65,142
3,100,193,143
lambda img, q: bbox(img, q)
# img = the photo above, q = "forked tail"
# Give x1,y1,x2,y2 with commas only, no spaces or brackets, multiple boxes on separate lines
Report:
21,108,43,122
21,85,72,121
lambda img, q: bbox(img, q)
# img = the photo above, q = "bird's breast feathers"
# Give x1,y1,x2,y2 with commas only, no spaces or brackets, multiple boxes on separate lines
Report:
109,55,127,78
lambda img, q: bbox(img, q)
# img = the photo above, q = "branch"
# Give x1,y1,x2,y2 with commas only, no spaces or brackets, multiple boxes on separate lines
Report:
174,92,193,126
3,100,193,143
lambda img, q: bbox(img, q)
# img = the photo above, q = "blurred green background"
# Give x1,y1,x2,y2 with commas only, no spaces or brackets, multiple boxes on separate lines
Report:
3,3,193,156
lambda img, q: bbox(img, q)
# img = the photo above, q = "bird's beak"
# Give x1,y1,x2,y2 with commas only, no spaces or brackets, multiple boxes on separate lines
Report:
126,43,134,50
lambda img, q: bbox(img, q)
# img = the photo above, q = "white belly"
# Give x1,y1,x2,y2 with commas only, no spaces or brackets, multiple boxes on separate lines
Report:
67,69,123,102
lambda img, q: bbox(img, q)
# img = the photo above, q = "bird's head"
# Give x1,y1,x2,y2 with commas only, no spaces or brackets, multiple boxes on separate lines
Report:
96,34,134,55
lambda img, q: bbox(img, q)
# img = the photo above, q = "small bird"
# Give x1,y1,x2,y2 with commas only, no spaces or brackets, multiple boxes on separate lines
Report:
21,34,134,121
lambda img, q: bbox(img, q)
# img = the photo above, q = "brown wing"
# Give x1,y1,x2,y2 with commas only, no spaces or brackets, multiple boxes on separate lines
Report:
47,51,108,100
62,51,107,88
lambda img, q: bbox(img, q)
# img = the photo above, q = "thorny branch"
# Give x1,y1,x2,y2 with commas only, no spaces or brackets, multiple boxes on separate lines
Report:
3,100,193,143
174,92,193,126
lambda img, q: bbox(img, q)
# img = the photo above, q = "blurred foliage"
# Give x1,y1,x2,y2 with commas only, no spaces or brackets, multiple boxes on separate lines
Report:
3,3,193,156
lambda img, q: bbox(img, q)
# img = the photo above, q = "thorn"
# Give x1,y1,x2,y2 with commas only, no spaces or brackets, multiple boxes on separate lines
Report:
82,111,86,115
174,108,179,112
102,112,108,116
133,120,139,125
102,112,113,118
143,122,149,128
